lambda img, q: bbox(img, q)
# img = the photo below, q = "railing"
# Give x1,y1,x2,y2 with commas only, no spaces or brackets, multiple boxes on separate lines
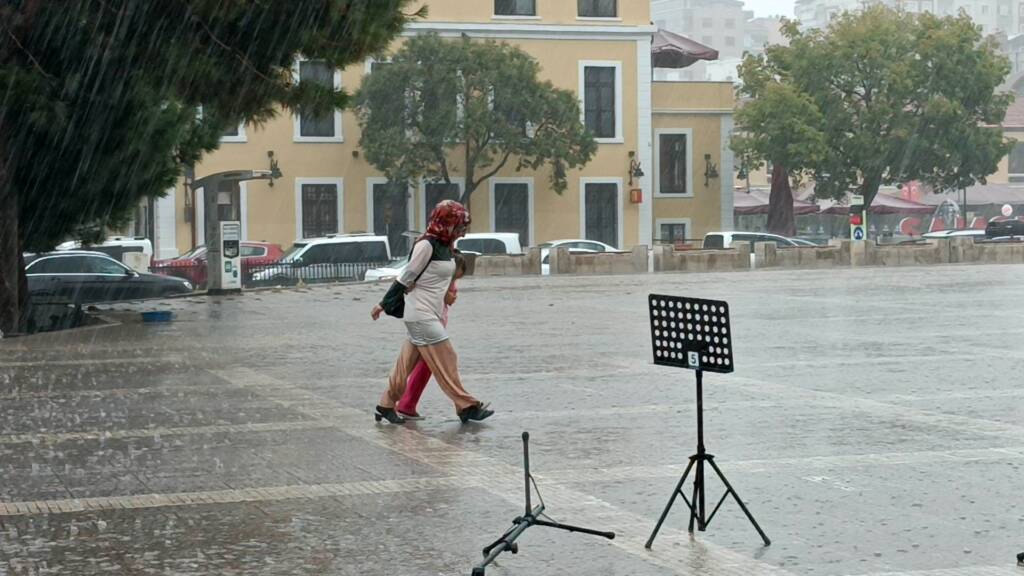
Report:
243,261,386,288
152,260,386,289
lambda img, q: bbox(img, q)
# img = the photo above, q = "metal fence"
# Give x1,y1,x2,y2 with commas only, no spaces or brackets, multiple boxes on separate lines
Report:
152,261,385,290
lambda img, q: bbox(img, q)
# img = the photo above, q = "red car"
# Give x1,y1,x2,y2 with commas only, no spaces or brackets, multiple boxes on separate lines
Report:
152,241,284,287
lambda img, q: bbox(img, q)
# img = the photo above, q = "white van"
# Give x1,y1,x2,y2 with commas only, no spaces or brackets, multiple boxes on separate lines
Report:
454,233,524,256
56,236,154,271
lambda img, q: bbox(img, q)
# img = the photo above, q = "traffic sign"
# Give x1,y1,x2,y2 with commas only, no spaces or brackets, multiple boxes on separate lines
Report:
853,226,865,240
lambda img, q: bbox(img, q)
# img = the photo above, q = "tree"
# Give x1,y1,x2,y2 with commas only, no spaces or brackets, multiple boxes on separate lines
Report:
356,33,597,205
0,0,416,334
733,6,1012,230
732,81,826,236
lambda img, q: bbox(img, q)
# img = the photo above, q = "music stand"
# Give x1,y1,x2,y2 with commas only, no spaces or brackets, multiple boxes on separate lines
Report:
471,432,615,576
644,294,771,549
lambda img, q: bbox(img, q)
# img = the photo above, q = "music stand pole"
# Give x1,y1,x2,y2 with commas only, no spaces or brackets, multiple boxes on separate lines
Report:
471,433,615,576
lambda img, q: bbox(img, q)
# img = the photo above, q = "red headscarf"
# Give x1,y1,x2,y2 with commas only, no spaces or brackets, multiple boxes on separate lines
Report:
425,200,470,245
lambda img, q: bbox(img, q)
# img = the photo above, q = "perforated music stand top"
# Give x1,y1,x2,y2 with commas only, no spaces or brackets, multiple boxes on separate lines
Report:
649,294,734,373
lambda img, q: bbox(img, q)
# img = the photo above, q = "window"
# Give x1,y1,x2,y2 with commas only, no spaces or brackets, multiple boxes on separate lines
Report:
425,182,460,215
28,256,87,274
456,238,508,255
493,182,530,247
583,65,617,140
726,36,736,47
221,122,246,143
301,183,339,238
982,4,989,14
583,182,619,248
372,181,411,256
578,0,617,17
1009,143,1024,181
567,241,608,252
725,18,736,28
295,60,341,141
702,18,714,28
702,36,714,45
495,0,536,16
240,245,266,258
658,132,690,195
307,242,387,264
660,222,688,245
85,256,129,275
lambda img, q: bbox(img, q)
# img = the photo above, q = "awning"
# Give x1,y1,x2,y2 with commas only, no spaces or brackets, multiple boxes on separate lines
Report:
910,183,1024,207
815,193,934,215
733,188,820,215
652,29,719,69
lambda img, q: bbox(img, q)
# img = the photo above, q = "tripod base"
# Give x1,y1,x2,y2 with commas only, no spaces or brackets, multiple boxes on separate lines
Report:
645,451,770,549
472,432,615,575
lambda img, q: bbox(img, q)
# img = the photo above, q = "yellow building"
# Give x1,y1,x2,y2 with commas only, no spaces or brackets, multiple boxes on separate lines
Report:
147,1,737,260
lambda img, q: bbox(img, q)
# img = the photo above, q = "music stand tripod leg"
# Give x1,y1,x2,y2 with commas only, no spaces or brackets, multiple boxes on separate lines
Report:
707,457,771,546
645,456,696,549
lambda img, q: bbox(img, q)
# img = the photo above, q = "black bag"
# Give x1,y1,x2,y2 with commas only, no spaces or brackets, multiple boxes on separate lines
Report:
380,246,431,319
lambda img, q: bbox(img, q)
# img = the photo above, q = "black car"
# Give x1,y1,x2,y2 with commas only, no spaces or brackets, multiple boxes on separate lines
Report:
985,219,1024,239
26,251,193,304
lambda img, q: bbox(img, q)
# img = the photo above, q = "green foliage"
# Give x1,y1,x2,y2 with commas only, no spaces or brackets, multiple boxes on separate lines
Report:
2,0,416,251
733,6,1012,207
356,33,597,200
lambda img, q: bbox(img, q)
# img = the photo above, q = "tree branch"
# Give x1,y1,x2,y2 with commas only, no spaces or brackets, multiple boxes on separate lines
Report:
472,149,514,192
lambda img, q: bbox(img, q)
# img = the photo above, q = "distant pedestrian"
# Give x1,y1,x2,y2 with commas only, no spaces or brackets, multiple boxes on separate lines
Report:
395,252,467,420
371,200,492,425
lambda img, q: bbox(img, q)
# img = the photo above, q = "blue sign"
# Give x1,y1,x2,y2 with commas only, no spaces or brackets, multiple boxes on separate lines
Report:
853,227,865,240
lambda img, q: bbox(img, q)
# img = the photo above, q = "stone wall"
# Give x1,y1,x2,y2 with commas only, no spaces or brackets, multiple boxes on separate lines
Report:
549,245,649,275
654,242,752,273
465,248,542,276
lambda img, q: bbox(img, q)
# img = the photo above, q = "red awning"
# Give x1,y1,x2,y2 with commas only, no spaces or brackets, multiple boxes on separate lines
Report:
733,188,820,215
652,29,719,69
815,192,934,215
912,183,1024,207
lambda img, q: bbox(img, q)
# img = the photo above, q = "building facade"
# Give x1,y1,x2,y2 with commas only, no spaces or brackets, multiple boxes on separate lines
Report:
145,0,735,260
795,0,1022,34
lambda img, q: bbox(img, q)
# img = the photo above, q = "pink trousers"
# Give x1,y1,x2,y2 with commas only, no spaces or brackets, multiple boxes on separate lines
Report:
396,359,432,413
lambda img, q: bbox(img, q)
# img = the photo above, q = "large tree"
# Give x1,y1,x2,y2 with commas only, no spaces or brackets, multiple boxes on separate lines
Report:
0,0,415,334
356,33,597,205
734,6,1012,229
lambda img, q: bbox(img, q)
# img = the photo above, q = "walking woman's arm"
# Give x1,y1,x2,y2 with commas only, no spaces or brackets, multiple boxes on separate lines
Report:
372,240,432,320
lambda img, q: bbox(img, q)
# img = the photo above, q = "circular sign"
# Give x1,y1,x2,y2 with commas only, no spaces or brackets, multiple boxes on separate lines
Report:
1002,204,1013,218
853,227,865,240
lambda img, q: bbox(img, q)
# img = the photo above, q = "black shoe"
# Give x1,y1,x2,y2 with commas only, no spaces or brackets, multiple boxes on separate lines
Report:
458,403,494,424
375,406,406,424
396,409,424,421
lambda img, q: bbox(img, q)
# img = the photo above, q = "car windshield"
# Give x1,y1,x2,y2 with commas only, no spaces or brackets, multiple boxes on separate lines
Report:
280,243,307,262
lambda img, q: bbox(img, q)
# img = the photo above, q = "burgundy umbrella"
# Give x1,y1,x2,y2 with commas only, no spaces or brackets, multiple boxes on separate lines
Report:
652,29,719,69
818,193,934,215
734,188,820,215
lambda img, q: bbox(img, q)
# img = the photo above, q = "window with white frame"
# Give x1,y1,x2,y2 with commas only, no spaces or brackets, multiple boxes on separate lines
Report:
583,182,619,248
492,182,530,247
294,60,342,141
581,63,620,141
578,0,617,18
1009,143,1024,182
495,0,536,16
300,182,340,238
425,182,461,215
220,122,247,143
657,131,691,195
658,221,689,245
371,181,411,256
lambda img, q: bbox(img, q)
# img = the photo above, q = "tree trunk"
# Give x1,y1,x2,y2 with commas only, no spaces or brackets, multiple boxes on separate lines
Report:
767,164,796,237
0,182,19,337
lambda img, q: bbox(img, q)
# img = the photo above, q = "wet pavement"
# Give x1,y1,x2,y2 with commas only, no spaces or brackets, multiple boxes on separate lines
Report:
2,264,1024,575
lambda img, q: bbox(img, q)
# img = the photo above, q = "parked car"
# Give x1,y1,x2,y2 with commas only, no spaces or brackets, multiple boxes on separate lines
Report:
702,232,805,249
537,239,617,274
541,248,599,276
922,229,986,240
364,260,409,282
985,219,1024,239
151,241,284,286
56,236,153,270
26,251,192,304
250,234,391,284
454,233,524,256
